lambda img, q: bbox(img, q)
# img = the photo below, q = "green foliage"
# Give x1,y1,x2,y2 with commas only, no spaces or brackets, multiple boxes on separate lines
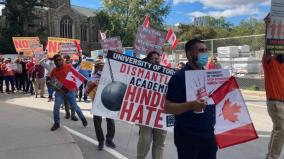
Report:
98,0,170,46
178,17,265,42
247,84,260,91
0,0,47,53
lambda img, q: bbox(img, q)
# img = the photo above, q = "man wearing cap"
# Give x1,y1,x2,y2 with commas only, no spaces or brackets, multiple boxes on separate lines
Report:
86,60,116,150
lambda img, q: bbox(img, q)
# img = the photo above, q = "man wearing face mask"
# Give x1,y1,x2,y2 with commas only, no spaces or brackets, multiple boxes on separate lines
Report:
137,51,167,159
165,39,217,159
85,61,116,151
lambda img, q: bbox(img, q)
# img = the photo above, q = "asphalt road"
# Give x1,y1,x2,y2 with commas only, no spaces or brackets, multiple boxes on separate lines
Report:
2,92,283,159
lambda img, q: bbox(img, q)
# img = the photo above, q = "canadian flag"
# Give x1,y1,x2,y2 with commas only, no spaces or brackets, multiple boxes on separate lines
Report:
65,67,86,89
143,15,150,28
210,76,258,149
100,30,107,40
166,28,178,50
161,53,171,68
73,40,82,52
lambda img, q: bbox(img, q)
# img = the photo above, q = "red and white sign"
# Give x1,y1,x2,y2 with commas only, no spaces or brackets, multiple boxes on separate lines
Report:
186,69,230,105
65,67,87,88
143,15,150,28
210,77,258,149
166,28,178,50
161,53,171,68
7,63,18,71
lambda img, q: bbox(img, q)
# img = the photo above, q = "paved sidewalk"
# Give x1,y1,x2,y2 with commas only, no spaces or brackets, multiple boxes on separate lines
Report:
0,97,84,159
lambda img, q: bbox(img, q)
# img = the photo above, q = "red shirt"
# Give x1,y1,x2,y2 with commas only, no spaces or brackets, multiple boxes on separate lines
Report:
262,55,284,100
1,63,15,77
26,62,35,76
50,64,77,91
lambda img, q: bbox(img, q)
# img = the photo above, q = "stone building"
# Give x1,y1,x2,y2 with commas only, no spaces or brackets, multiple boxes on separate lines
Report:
0,0,101,52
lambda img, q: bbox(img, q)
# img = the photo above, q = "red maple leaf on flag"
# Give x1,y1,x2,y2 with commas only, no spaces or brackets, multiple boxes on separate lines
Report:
220,99,241,123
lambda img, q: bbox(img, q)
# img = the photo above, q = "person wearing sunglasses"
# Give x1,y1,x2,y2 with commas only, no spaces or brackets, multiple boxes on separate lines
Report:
165,39,217,159
47,54,88,131
206,56,221,70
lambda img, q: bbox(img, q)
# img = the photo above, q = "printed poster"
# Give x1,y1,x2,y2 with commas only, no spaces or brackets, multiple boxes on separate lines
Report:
92,51,176,131
59,43,78,55
185,69,230,105
100,36,124,54
134,26,166,56
47,37,80,57
12,37,41,56
266,0,284,55
80,61,93,70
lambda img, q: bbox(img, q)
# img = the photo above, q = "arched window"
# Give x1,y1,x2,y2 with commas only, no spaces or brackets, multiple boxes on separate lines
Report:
81,25,87,41
60,16,73,38
92,26,99,42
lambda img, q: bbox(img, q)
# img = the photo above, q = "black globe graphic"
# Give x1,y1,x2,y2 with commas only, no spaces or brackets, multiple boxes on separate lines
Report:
101,81,127,111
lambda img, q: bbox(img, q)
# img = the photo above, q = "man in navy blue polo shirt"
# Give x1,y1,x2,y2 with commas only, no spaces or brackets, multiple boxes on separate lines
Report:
165,39,217,159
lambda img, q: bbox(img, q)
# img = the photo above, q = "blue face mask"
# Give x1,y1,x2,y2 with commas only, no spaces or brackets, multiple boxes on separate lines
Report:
197,53,208,68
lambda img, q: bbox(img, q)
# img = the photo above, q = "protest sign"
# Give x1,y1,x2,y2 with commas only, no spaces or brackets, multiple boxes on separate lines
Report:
185,69,230,105
59,43,78,55
7,63,18,71
134,26,166,56
266,0,284,55
47,37,80,57
271,0,284,17
12,37,41,56
80,61,93,70
100,37,124,54
34,51,45,63
92,51,176,131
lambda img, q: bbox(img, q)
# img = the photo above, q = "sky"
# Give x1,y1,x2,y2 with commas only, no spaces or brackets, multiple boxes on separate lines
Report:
0,0,271,26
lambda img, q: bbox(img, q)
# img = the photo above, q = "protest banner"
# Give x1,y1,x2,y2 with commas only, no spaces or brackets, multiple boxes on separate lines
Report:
185,69,230,105
12,37,41,56
80,61,93,70
134,26,166,56
47,37,80,57
266,0,284,55
100,37,124,54
59,43,78,55
92,51,176,131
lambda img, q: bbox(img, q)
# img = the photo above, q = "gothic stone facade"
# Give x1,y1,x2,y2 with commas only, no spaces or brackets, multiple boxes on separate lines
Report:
2,0,101,52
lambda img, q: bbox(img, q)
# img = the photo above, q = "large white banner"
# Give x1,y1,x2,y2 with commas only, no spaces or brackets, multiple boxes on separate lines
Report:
185,69,230,105
92,51,175,131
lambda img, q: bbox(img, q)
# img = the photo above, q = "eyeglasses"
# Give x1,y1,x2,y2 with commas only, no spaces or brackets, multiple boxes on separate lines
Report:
198,48,208,52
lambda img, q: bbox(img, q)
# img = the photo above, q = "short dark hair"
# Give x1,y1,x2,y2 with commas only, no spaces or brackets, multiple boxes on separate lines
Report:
185,39,204,54
178,62,185,66
53,54,61,61
146,51,160,60
63,54,70,59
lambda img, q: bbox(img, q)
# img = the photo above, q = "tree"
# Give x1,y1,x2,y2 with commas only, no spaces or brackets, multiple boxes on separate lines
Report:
101,0,170,46
0,0,47,54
